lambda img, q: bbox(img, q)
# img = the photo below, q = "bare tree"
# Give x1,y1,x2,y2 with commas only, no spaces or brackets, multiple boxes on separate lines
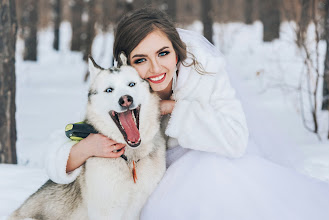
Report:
286,0,323,138
20,0,38,60
244,0,253,24
201,0,213,43
82,0,96,61
165,0,176,22
323,0,329,138
52,0,61,51
259,0,280,42
70,0,84,51
83,0,97,81
0,0,18,164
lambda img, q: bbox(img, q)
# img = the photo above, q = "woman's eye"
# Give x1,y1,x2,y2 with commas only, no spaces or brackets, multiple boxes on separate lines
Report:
129,82,136,87
105,88,113,93
134,58,146,64
159,51,169,57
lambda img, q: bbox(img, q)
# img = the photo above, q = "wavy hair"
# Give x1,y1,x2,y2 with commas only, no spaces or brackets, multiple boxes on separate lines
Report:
113,7,206,74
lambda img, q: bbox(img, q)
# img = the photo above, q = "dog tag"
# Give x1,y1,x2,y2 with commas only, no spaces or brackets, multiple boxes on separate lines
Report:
132,160,137,183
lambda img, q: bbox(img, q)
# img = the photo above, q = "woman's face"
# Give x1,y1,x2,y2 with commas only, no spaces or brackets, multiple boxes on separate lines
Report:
129,29,177,93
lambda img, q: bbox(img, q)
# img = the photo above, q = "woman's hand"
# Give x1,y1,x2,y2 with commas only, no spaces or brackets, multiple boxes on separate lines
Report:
85,133,126,158
160,100,175,115
66,134,125,173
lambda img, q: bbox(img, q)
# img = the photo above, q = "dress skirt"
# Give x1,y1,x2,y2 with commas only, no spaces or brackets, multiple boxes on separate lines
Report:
141,144,329,220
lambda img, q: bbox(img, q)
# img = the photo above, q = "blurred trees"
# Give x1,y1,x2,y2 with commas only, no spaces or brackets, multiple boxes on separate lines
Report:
52,0,61,50
244,0,253,24
323,0,329,138
15,0,317,55
165,0,176,22
202,0,213,43
0,0,17,164
19,0,38,60
259,0,280,42
70,0,84,51
82,0,96,62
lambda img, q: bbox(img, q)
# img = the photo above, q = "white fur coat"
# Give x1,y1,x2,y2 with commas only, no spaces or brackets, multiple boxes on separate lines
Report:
46,29,249,184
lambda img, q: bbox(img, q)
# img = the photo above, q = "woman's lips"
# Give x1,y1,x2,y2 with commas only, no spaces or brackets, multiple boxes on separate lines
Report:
148,73,166,84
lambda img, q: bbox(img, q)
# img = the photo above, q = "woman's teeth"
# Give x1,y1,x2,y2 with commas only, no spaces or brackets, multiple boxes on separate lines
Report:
149,73,165,82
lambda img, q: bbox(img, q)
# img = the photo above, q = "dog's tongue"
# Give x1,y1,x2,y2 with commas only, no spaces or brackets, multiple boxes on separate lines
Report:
118,110,140,143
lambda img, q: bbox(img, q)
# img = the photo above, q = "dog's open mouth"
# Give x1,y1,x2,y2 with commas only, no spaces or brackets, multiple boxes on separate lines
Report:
109,105,141,148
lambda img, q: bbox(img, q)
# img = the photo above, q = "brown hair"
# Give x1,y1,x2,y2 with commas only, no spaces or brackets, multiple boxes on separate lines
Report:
113,7,205,73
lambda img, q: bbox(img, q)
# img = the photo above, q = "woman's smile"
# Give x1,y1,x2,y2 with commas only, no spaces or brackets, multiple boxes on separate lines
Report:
129,29,177,98
147,73,166,84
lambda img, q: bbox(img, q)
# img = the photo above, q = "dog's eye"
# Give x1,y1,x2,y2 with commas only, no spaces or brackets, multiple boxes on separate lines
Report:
105,88,113,93
129,82,136,87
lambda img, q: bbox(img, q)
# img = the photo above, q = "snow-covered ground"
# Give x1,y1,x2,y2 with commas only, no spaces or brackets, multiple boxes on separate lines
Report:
1,21,329,217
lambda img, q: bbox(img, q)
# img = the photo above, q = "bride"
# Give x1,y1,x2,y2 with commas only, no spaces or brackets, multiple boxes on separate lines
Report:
47,7,329,220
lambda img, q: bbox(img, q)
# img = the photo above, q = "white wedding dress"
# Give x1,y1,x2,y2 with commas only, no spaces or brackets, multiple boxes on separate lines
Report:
140,29,329,220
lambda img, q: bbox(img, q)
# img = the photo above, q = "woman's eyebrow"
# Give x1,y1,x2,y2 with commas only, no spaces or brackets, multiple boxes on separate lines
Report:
131,54,146,58
131,46,170,59
156,46,169,53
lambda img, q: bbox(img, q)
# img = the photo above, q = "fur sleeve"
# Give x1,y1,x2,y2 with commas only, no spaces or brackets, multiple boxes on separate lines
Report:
165,56,249,158
45,136,82,184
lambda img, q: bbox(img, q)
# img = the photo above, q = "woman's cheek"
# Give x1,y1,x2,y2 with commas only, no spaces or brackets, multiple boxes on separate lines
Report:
137,66,148,79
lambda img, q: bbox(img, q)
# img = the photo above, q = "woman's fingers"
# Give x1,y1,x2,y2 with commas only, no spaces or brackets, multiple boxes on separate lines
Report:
105,145,126,158
111,144,126,153
160,100,175,115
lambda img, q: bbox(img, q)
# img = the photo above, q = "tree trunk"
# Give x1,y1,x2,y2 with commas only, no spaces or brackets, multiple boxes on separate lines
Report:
201,0,213,43
70,0,84,51
20,0,38,60
0,0,18,164
82,0,96,62
102,0,111,31
166,0,176,22
297,0,311,48
323,0,329,111
244,0,253,24
259,0,280,42
83,0,97,81
53,0,61,51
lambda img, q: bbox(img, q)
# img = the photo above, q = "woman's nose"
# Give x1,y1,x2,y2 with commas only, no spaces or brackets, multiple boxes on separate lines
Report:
149,59,161,73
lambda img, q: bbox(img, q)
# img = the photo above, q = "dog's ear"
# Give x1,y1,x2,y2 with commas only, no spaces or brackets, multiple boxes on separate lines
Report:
88,55,104,81
118,52,128,67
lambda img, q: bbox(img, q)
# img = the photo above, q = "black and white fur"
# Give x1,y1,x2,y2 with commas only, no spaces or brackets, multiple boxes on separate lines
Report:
9,54,166,220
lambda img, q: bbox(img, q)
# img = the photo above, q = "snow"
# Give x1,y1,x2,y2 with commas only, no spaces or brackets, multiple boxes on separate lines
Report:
1,21,329,218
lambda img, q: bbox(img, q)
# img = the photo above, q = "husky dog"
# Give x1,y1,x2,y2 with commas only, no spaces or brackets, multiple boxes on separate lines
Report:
9,54,166,220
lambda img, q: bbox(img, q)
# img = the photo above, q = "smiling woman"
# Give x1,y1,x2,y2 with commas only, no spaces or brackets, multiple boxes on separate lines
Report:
44,7,329,220
129,30,177,98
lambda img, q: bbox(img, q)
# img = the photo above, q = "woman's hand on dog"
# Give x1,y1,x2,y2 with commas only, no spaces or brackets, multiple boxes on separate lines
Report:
160,100,175,115
87,134,126,158
66,134,125,173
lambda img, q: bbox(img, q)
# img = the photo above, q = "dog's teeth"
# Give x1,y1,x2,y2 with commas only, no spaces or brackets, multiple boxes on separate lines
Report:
132,111,137,124
119,120,125,131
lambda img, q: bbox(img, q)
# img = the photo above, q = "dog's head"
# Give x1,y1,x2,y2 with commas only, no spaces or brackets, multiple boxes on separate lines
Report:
86,54,160,149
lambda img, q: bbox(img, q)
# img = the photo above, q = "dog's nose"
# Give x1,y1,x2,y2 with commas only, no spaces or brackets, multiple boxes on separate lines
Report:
119,95,133,107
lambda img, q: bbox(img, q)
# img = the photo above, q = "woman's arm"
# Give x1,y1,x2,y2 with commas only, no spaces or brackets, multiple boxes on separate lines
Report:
66,134,126,173
165,56,249,158
46,133,125,184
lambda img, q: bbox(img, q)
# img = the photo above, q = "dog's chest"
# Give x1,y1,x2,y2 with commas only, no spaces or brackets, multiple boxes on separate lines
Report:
83,157,159,203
